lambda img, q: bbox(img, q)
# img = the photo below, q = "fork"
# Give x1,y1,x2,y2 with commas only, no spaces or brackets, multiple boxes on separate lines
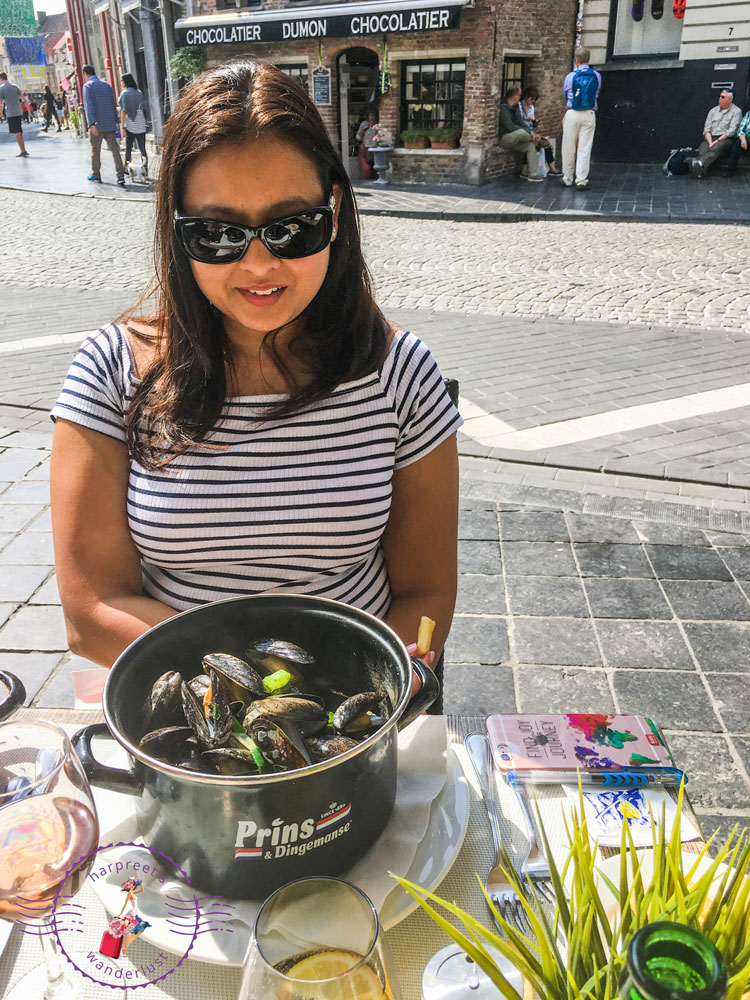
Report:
464,733,531,933
507,776,555,903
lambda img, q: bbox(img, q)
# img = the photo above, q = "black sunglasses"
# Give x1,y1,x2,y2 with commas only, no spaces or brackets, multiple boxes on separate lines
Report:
174,193,336,264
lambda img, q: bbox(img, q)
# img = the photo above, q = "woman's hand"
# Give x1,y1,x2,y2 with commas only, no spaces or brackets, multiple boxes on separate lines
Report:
406,642,435,697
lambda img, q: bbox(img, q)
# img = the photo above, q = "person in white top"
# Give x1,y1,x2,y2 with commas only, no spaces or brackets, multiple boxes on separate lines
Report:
50,61,461,704
118,73,148,174
520,86,559,176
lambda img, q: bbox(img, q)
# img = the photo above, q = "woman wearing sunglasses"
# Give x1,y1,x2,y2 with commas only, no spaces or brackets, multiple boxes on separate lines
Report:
49,61,461,696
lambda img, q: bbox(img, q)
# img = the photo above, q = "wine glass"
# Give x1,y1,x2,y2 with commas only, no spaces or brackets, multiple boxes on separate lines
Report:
0,719,100,1000
239,876,401,1000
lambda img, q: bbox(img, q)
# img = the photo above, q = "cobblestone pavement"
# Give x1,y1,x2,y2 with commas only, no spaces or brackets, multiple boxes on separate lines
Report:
2,185,750,486
2,187,748,335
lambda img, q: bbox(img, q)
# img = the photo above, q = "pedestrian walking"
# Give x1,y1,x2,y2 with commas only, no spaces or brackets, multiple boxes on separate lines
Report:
59,86,70,129
82,64,125,186
20,92,31,124
41,85,62,132
118,73,148,175
561,47,601,190
0,73,29,157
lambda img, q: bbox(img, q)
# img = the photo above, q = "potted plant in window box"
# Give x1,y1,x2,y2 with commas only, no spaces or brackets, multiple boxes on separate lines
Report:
427,126,462,149
399,128,431,149
369,124,394,184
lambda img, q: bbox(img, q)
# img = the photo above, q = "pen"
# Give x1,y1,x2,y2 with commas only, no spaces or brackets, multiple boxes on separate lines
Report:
506,767,687,788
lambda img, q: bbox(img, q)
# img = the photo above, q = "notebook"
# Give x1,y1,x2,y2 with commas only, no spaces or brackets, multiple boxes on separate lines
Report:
486,713,675,774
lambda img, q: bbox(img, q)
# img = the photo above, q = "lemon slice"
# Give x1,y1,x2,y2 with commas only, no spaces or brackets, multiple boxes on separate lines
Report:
287,950,386,999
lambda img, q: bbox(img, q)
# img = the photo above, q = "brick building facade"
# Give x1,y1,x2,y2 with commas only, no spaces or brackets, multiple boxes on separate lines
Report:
174,0,577,185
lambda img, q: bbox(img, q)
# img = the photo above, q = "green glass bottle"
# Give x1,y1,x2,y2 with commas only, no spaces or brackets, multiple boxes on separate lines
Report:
619,922,727,1000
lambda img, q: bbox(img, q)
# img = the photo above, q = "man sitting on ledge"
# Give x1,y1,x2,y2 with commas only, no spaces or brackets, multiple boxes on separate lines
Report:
499,86,545,182
691,89,742,179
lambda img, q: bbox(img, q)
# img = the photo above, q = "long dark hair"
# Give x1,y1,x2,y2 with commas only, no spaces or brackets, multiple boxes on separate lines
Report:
122,72,138,90
126,60,388,469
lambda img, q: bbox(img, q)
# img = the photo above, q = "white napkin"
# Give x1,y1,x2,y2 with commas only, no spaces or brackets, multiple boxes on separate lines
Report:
91,716,449,932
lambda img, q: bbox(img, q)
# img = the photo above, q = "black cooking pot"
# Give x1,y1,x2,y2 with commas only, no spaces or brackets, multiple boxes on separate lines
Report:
72,594,439,899
0,671,26,720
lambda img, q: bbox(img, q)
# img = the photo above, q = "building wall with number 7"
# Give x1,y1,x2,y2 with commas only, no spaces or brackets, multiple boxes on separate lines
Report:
580,0,749,162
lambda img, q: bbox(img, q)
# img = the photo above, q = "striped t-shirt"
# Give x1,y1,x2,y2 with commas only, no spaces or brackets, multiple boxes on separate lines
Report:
51,324,462,616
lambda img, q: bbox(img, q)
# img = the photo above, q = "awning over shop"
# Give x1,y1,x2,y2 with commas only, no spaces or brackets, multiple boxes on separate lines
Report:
174,0,469,47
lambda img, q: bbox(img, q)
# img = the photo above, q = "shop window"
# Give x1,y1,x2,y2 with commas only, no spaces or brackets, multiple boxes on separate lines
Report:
501,57,527,95
611,0,683,56
400,60,465,133
278,63,309,90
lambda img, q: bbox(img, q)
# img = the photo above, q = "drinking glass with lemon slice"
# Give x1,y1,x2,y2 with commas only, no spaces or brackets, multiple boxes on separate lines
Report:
239,877,401,1000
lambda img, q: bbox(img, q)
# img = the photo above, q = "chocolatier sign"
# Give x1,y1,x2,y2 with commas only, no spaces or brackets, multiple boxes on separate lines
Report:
175,2,463,46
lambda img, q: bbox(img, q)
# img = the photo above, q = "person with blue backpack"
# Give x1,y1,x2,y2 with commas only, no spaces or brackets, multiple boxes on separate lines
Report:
561,47,602,190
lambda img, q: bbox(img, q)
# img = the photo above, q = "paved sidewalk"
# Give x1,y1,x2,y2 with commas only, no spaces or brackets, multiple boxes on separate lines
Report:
3,306,750,493
4,308,750,492
355,162,750,224
4,121,749,223
0,122,154,201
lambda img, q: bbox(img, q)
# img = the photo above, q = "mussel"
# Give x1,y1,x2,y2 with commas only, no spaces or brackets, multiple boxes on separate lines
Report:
181,667,233,749
306,735,359,763
143,670,183,730
245,638,315,688
187,674,210,699
333,692,385,734
138,726,200,768
246,717,310,773
243,695,325,729
202,653,266,708
247,639,315,665
201,747,261,776
139,725,194,752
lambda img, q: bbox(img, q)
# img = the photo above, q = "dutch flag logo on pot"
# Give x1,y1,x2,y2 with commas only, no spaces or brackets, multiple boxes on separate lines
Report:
234,802,353,860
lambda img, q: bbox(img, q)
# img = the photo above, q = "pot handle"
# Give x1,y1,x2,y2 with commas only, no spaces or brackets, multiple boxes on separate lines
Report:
398,658,441,730
72,723,142,796
0,671,26,721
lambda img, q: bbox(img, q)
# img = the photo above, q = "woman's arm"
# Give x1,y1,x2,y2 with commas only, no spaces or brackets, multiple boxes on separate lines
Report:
380,434,459,661
50,419,178,667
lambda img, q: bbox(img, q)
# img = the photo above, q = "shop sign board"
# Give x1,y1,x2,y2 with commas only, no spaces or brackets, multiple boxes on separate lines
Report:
313,66,331,105
176,4,461,46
